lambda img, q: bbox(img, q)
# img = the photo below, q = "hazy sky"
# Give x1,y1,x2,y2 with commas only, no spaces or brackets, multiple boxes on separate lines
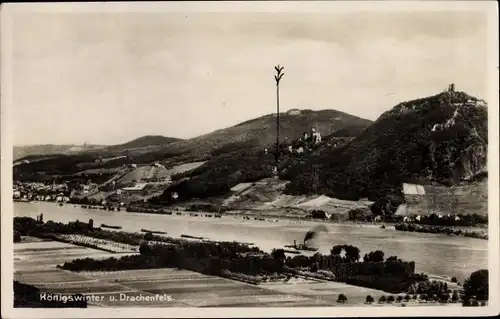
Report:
11,10,489,145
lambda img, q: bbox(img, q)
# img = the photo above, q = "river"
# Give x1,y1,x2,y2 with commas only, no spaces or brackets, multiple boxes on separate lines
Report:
14,202,487,282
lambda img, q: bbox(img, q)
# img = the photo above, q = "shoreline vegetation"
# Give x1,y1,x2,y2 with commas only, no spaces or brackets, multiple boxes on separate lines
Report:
395,223,487,240
13,216,488,306
15,199,488,243
18,199,488,240
93,202,489,240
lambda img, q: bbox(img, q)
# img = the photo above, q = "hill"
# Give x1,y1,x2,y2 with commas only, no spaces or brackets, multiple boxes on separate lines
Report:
13,144,104,161
104,135,182,152
149,110,371,204
12,135,181,182
159,109,371,159
282,89,488,202
14,135,182,162
14,109,371,184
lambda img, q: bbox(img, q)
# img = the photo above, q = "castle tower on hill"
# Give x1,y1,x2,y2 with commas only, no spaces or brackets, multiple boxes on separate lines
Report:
299,127,322,145
311,127,321,144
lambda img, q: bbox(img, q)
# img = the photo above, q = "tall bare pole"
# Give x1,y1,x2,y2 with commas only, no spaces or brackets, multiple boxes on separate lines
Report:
274,65,284,176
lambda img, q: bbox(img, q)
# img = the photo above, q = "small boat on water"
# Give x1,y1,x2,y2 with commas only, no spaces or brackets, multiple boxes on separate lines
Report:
140,229,167,235
284,240,319,252
285,226,327,252
295,245,319,252
100,224,122,230
231,241,254,245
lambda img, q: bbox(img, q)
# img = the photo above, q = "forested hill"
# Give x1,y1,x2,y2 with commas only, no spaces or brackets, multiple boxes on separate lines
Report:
282,90,488,201
156,109,372,159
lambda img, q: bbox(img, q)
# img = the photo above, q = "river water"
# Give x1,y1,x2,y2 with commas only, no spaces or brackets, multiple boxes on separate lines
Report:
14,202,487,282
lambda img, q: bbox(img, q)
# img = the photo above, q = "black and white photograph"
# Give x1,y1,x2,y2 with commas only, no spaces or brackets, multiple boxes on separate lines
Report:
1,1,499,317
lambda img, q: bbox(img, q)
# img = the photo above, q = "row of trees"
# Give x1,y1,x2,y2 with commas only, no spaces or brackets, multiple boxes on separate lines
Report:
408,213,488,227
365,292,464,304
395,223,488,240
336,292,475,304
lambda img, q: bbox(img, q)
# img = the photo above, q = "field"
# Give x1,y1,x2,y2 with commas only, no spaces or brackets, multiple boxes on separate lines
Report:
223,178,373,216
13,240,447,308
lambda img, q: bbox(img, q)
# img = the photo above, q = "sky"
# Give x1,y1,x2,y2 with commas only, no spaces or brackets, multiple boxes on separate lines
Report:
10,9,490,146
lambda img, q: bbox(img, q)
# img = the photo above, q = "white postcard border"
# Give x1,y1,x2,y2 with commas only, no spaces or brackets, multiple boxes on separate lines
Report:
1,1,499,318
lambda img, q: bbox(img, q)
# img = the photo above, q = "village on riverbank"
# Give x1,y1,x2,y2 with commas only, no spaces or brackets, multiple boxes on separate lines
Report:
13,147,489,242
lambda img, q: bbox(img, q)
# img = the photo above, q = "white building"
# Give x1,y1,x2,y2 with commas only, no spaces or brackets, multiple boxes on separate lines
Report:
154,162,165,168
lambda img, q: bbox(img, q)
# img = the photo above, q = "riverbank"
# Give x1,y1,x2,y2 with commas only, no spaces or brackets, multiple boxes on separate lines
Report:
23,200,487,235
122,205,489,234
395,223,488,240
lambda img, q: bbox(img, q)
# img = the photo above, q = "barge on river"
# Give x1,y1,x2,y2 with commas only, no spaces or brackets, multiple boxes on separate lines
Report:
141,228,167,235
100,224,122,230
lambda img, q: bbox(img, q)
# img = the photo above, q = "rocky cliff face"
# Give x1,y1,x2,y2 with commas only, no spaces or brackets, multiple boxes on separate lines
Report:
368,90,488,185
425,92,488,183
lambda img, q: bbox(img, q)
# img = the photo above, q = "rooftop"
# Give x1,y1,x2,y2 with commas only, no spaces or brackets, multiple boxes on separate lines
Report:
122,183,148,191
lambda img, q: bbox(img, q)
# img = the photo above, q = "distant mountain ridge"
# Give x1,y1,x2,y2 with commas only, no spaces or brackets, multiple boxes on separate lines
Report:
155,108,372,159
13,144,105,161
14,109,371,183
104,135,182,152
13,135,182,162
